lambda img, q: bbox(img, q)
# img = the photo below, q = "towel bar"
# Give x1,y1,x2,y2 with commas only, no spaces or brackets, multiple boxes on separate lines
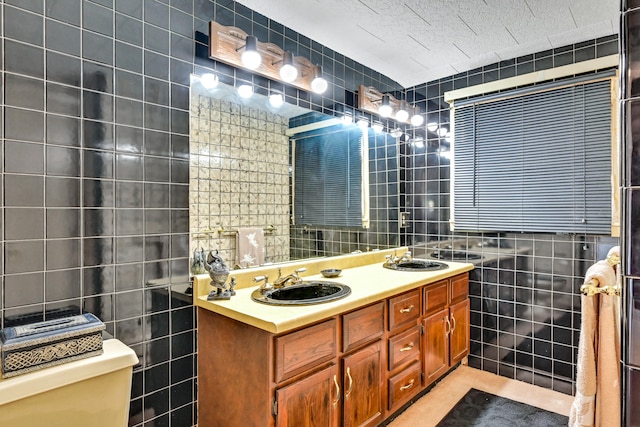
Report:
580,280,621,296
216,225,276,236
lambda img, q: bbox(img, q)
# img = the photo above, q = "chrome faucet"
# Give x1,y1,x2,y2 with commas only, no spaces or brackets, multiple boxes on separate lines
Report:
273,267,306,288
383,250,412,268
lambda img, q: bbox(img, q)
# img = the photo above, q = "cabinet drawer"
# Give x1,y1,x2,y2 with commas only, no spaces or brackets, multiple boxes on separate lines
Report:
423,279,448,315
388,325,420,371
275,319,337,383
343,302,384,353
388,361,422,410
388,290,420,331
450,273,469,304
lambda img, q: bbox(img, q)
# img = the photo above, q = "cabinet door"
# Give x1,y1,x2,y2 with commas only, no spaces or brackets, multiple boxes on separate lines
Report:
449,299,470,365
275,364,340,427
422,307,449,386
342,341,383,427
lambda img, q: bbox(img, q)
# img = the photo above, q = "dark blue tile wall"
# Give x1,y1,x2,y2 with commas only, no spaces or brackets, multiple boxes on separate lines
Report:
0,1,401,426
402,35,619,394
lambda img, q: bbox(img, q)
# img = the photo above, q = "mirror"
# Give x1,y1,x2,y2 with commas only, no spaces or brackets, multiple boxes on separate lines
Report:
189,74,401,270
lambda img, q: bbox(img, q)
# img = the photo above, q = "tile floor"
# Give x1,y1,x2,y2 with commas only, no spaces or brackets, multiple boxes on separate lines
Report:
388,365,574,426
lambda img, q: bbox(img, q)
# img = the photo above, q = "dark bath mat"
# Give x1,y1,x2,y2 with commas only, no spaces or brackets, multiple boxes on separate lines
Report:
436,388,569,427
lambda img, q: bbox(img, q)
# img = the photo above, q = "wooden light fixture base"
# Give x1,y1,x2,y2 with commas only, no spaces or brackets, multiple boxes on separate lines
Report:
209,21,319,93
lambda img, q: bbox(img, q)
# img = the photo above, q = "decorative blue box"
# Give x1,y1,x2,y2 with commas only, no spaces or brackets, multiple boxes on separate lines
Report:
0,313,105,378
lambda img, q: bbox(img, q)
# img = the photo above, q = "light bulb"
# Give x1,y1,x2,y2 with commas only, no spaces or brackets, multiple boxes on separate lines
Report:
311,76,328,94
269,93,284,107
241,36,261,69
311,65,328,94
237,84,253,98
200,73,218,89
411,112,424,127
378,94,392,117
437,127,448,137
395,101,409,122
279,52,298,82
427,122,438,132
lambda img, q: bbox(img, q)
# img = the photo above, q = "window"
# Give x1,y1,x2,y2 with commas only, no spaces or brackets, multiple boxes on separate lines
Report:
452,72,615,234
292,122,369,228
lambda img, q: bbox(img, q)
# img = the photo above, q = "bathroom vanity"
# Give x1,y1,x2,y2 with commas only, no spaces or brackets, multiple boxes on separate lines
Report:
194,249,473,426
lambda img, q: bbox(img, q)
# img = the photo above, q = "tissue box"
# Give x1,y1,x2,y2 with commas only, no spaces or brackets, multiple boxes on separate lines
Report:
0,313,105,378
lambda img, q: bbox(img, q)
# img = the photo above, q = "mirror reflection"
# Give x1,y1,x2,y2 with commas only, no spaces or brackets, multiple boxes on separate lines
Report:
189,74,401,270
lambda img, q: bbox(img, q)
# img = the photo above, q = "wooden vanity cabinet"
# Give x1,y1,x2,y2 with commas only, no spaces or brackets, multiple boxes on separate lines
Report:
422,274,470,387
197,272,469,427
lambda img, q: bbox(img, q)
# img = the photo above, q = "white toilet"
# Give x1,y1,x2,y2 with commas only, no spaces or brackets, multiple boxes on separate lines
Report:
0,339,139,427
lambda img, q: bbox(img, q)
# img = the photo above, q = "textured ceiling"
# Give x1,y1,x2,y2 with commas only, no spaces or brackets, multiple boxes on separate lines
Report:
235,0,619,88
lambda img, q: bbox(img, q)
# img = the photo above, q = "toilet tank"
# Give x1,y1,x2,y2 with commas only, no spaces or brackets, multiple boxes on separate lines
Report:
0,339,139,427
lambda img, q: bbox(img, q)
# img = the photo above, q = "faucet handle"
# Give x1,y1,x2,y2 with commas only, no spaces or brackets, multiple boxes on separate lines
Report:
295,267,306,274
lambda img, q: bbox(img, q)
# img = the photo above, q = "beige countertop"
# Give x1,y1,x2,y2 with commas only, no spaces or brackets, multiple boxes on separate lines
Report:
194,250,474,334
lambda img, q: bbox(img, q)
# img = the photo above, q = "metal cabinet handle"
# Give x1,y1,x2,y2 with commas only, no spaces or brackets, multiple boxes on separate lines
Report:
444,317,451,336
332,374,340,407
450,313,456,333
400,342,415,352
400,379,415,391
345,367,354,398
399,304,414,313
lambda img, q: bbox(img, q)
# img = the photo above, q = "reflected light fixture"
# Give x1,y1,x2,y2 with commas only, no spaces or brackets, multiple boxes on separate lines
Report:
395,101,410,123
378,94,393,117
237,83,253,98
372,122,384,133
427,122,439,132
437,126,448,137
357,117,369,128
279,51,298,82
410,107,424,126
269,92,284,107
310,65,328,94
200,73,219,89
342,113,353,124
390,127,403,138
240,35,261,70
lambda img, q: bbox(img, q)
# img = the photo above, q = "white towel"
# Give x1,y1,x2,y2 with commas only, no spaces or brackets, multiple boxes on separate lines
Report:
569,260,617,427
235,227,265,268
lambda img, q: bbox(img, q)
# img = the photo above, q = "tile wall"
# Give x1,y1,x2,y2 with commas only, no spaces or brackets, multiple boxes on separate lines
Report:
0,1,401,426
189,90,290,267
403,35,619,394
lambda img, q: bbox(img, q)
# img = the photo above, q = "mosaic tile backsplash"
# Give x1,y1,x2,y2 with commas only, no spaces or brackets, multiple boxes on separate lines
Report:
189,93,290,266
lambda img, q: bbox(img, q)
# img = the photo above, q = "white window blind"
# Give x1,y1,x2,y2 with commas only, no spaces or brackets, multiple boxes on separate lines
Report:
452,73,613,234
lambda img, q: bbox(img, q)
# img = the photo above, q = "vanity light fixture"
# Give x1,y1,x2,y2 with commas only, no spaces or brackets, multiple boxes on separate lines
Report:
237,83,253,98
269,92,284,107
279,51,298,82
200,73,219,89
208,21,330,94
410,107,424,126
395,101,410,123
378,94,393,117
240,35,261,69
310,65,328,94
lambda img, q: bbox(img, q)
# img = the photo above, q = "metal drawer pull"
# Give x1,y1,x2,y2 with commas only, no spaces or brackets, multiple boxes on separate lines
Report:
399,305,414,313
332,374,340,406
444,317,451,336
400,342,415,352
400,379,415,391
451,313,456,333
345,367,354,398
